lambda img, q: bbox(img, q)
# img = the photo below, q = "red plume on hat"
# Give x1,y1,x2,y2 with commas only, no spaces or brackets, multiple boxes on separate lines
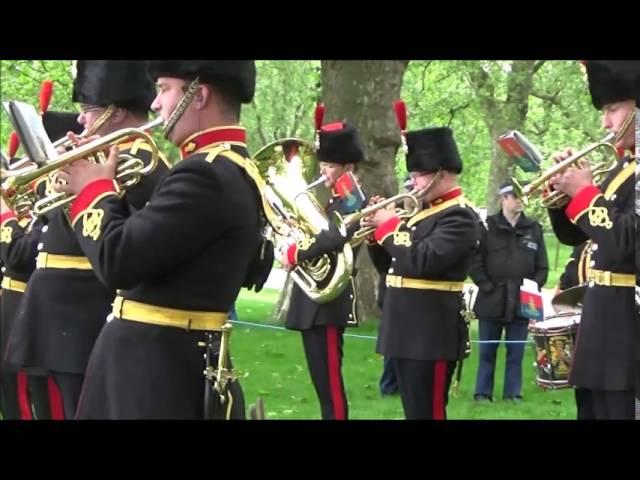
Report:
393,99,408,154
39,79,54,114
314,103,325,149
7,132,20,158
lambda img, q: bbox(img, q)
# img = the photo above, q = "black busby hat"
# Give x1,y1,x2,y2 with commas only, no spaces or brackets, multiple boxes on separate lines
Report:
584,60,640,110
72,60,155,111
42,112,83,141
147,60,256,104
405,127,462,174
316,122,366,165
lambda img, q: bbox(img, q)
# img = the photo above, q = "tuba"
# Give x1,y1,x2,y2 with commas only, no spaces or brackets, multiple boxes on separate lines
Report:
251,138,354,303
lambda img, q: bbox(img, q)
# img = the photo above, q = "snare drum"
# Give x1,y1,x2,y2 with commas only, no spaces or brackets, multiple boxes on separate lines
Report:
528,312,580,389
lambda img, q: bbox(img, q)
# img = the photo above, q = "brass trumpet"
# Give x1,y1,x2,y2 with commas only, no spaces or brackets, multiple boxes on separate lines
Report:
1,117,163,216
335,171,443,247
512,131,619,208
512,106,635,209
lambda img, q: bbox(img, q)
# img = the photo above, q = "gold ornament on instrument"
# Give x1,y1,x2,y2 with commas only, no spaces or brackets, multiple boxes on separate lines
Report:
1,117,164,217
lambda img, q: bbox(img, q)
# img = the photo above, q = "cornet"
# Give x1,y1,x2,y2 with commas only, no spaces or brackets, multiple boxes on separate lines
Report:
512,132,619,208
335,170,443,247
1,117,164,216
509,108,635,209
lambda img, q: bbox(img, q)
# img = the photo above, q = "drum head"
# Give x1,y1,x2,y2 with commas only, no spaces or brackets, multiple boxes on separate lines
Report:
552,285,586,314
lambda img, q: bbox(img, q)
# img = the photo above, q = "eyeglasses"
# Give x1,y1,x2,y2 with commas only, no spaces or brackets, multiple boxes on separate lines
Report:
77,104,104,114
408,172,430,180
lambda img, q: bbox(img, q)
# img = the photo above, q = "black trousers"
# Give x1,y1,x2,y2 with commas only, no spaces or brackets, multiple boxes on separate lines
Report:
51,372,85,420
0,371,19,419
393,358,456,420
1,373,60,420
28,375,52,420
576,389,635,420
301,326,348,420
575,387,595,420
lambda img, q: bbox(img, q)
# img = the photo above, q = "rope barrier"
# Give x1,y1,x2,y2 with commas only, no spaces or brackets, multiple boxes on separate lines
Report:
230,319,534,343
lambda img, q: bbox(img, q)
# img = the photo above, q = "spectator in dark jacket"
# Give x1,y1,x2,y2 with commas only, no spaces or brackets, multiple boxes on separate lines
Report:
470,181,548,402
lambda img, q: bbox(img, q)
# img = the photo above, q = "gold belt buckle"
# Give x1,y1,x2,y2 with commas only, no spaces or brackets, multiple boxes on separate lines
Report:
36,252,47,269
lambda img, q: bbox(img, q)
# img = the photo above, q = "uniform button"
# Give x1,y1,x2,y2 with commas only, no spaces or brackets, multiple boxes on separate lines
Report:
37,243,43,251
349,314,353,319
106,313,114,323
610,194,617,201
388,268,394,274
591,244,598,251
411,227,416,232
41,225,48,233
590,260,595,267
349,294,354,299
1,267,5,273
623,161,629,168
392,257,396,262
588,281,595,287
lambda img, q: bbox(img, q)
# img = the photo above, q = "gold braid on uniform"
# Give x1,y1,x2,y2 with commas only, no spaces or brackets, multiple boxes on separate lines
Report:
163,77,200,139
85,105,116,137
614,108,635,144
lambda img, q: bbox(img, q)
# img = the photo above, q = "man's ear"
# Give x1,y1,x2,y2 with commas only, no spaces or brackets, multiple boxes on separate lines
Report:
112,107,127,125
195,85,209,109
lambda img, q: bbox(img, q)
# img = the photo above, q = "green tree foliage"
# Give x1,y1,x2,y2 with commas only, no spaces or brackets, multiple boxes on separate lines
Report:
399,60,602,227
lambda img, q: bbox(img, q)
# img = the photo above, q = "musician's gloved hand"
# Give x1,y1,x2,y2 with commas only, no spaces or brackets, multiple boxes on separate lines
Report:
551,148,574,164
550,158,593,198
279,243,295,272
368,208,397,228
55,144,118,196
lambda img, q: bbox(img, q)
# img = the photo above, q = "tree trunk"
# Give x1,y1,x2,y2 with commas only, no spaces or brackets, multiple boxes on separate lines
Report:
466,61,539,214
321,60,409,321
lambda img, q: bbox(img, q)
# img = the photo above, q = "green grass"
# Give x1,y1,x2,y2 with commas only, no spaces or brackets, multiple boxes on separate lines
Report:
232,287,576,420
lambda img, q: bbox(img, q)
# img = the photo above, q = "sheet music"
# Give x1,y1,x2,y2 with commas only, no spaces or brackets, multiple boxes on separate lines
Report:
2,101,58,165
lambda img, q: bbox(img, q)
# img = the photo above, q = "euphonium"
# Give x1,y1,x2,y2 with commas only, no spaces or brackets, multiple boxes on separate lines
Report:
1,117,164,216
251,138,354,303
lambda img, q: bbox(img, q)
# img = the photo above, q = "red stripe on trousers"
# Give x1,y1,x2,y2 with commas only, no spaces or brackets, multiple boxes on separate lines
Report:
432,361,447,420
17,372,33,420
47,377,65,420
325,326,346,420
